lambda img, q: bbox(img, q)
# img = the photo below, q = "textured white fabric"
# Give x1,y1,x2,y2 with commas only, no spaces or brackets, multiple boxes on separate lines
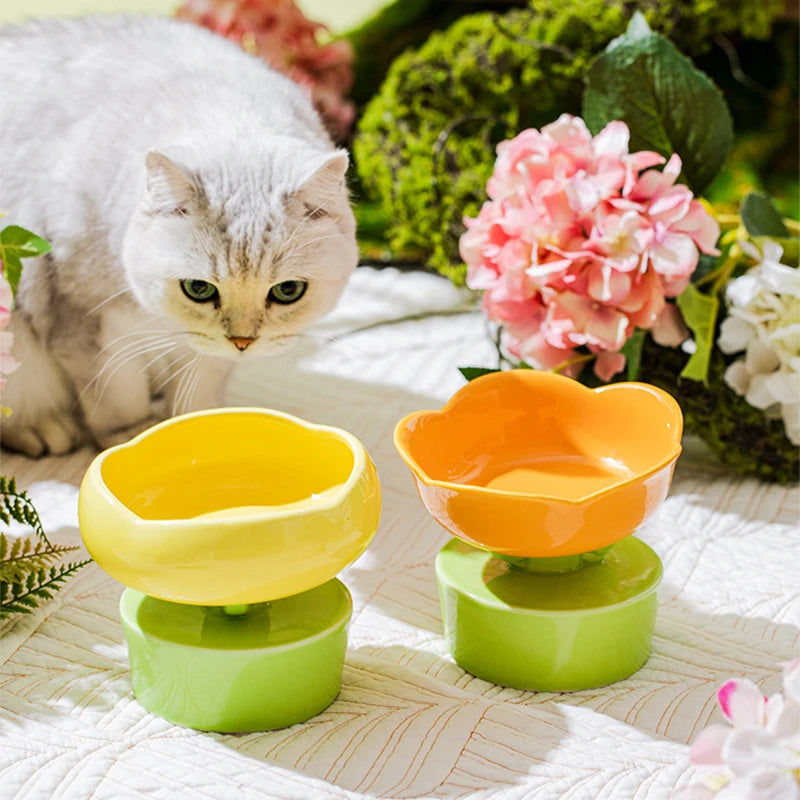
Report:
1,266,798,799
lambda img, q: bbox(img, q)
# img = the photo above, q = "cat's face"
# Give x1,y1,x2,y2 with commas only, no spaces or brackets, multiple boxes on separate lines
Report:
121,146,357,359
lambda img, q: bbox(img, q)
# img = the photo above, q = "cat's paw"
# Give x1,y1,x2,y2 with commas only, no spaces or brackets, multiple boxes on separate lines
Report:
0,413,85,457
94,417,162,450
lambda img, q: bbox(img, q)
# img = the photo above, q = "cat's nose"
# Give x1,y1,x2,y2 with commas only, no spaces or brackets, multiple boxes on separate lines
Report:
228,336,256,351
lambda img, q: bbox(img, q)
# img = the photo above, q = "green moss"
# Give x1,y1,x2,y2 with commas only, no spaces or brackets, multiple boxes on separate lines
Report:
354,0,785,282
638,337,799,484
345,0,529,107
618,0,783,50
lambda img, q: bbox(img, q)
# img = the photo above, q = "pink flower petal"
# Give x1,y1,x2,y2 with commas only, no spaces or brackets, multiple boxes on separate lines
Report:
723,726,799,775
650,303,689,347
542,114,592,147
648,185,692,224
622,271,665,328
566,173,600,212
541,187,575,227
649,232,699,278
525,257,574,280
660,273,691,298
765,692,800,741
0,352,19,376
690,724,731,766
717,678,766,727
481,291,542,324
594,350,626,381
662,152,683,182
672,200,721,255
587,264,632,305
627,151,666,172
593,120,630,157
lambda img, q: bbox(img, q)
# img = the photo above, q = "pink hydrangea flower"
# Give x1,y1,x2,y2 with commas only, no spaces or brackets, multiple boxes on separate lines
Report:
460,115,719,380
175,0,355,140
687,660,800,799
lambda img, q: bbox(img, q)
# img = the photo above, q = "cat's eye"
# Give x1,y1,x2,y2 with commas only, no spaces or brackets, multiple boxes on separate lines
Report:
269,280,307,305
180,279,218,303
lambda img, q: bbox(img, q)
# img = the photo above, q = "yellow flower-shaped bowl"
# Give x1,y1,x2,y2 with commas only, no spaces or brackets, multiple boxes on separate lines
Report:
394,370,682,558
79,408,381,606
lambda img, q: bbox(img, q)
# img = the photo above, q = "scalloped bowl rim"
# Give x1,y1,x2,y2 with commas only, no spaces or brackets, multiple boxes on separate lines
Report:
89,407,368,526
393,373,683,506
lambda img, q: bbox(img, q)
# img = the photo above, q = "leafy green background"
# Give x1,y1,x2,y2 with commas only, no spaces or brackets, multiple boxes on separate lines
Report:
583,14,734,194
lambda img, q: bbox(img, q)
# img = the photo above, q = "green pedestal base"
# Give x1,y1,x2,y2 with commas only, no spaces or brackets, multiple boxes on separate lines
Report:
436,536,662,691
120,579,352,732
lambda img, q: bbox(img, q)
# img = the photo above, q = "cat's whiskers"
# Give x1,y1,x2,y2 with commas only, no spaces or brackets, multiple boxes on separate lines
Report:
280,206,325,252
279,232,349,263
87,339,178,399
88,336,176,391
179,360,204,416
86,287,134,317
96,325,176,357
85,338,177,405
94,332,173,365
155,353,199,400
141,343,179,378
174,360,195,415
169,356,201,415
95,327,205,360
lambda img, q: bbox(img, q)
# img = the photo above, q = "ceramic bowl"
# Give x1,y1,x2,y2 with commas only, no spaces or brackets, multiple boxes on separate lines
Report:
79,408,381,605
394,370,682,558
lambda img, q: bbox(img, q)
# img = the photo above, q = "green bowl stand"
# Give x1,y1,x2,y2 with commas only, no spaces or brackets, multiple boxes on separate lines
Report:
120,578,352,732
436,536,662,691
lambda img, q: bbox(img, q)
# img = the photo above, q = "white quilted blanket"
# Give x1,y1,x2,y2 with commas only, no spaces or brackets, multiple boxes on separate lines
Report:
1,266,798,799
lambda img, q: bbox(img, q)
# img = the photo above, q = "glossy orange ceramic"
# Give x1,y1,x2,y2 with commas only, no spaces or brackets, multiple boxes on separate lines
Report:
394,370,683,557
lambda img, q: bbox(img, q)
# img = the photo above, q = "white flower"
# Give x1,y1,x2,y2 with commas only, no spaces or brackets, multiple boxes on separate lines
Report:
717,240,800,445
688,660,800,799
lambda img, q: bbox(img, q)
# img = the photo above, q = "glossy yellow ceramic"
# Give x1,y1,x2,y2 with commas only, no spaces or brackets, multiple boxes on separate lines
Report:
394,370,682,558
79,408,381,605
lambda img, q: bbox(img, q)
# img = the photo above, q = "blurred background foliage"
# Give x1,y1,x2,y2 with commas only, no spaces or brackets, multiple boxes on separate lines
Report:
1,0,797,270
348,0,798,275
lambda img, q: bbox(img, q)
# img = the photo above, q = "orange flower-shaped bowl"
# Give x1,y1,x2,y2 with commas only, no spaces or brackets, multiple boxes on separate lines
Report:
394,370,683,558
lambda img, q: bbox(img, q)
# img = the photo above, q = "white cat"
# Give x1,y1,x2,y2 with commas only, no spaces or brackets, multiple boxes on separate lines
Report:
0,15,357,456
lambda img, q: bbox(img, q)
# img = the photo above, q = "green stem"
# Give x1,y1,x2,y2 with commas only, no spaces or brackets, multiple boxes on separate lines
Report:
549,353,595,375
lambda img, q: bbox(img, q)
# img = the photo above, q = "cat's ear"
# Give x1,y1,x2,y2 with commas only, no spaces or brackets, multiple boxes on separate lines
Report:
144,151,196,215
297,150,349,198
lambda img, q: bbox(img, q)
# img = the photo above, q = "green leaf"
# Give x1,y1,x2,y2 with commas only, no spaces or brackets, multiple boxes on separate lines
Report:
582,28,733,194
458,366,500,382
0,226,51,297
740,193,790,238
676,285,719,385
0,225,52,258
0,253,22,297
620,329,646,381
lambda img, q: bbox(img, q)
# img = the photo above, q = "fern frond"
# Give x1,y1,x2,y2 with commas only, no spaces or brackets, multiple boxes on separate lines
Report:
0,559,91,620
0,477,49,545
0,533,80,584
